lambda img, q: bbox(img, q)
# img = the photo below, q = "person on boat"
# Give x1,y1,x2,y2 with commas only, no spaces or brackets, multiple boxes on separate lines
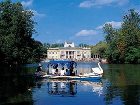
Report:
70,67,75,76
52,64,59,76
35,63,43,76
36,63,42,72
60,67,65,76
55,68,59,75
74,69,77,76
65,69,70,76
51,67,55,75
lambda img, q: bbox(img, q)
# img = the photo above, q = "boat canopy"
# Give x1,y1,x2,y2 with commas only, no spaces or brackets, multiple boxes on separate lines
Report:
47,60,77,69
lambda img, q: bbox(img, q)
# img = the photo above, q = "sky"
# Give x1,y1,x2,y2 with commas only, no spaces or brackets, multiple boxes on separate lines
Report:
3,0,140,45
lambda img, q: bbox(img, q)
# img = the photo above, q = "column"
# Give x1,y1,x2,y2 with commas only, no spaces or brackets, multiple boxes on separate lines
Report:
64,51,66,59
66,51,67,59
73,51,74,59
74,51,76,59
68,51,69,59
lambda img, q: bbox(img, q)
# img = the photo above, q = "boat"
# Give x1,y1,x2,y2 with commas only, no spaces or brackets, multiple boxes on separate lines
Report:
35,60,103,80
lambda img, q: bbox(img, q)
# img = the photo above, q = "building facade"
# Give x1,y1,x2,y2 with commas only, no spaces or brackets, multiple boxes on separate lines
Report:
47,42,91,60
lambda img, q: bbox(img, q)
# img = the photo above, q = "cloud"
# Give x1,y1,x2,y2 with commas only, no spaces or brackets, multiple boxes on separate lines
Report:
96,21,122,29
79,0,94,8
21,0,33,7
31,10,46,17
76,29,98,36
70,30,103,45
79,0,129,8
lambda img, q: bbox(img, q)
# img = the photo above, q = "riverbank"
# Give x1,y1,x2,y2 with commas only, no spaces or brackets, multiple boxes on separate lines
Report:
41,58,108,64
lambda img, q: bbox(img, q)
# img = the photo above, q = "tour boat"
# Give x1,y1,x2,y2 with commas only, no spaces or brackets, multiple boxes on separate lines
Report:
35,60,103,80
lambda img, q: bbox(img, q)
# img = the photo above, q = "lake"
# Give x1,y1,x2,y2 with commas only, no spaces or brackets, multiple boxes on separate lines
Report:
0,62,140,105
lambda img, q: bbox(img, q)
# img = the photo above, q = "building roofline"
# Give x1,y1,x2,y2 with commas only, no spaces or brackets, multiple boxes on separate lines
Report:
48,47,90,50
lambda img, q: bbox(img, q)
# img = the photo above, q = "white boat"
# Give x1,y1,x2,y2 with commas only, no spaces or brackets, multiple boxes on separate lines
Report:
35,60,103,80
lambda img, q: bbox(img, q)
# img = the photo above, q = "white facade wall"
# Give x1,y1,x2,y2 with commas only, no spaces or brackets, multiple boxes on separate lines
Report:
47,48,60,59
47,42,91,60
47,48,91,60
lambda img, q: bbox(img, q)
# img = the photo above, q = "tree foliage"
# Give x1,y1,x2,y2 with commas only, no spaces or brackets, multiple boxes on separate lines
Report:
90,41,107,58
0,0,43,65
103,9,140,63
50,43,64,48
78,43,89,47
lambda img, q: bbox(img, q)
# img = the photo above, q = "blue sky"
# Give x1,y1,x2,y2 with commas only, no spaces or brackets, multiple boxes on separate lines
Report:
4,0,140,45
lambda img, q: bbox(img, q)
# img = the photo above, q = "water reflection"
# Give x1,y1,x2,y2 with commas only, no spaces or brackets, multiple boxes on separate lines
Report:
103,64,140,105
34,79,104,97
47,80,77,97
80,81,103,96
0,76,34,105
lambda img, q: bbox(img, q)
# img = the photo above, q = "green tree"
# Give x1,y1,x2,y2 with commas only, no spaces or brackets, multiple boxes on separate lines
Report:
0,0,43,64
50,43,64,48
103,24,121,63
122,9,140,47
103,9,140,63
90,41,107,58
79,43,89,47
122,9,140,63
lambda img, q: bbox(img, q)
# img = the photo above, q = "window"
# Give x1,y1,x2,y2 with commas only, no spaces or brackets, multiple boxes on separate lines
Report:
61,51,64,55
77,51,80,54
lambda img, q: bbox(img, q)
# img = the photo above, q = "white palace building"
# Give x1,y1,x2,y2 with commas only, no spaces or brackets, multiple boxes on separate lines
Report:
47,42,91,60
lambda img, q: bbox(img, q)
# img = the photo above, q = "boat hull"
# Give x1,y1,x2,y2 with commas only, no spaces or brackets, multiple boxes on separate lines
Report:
35,74,102,81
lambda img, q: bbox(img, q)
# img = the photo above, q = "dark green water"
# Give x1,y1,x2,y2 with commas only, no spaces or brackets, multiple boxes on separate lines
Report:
0,63,140,105
102,64,140,105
